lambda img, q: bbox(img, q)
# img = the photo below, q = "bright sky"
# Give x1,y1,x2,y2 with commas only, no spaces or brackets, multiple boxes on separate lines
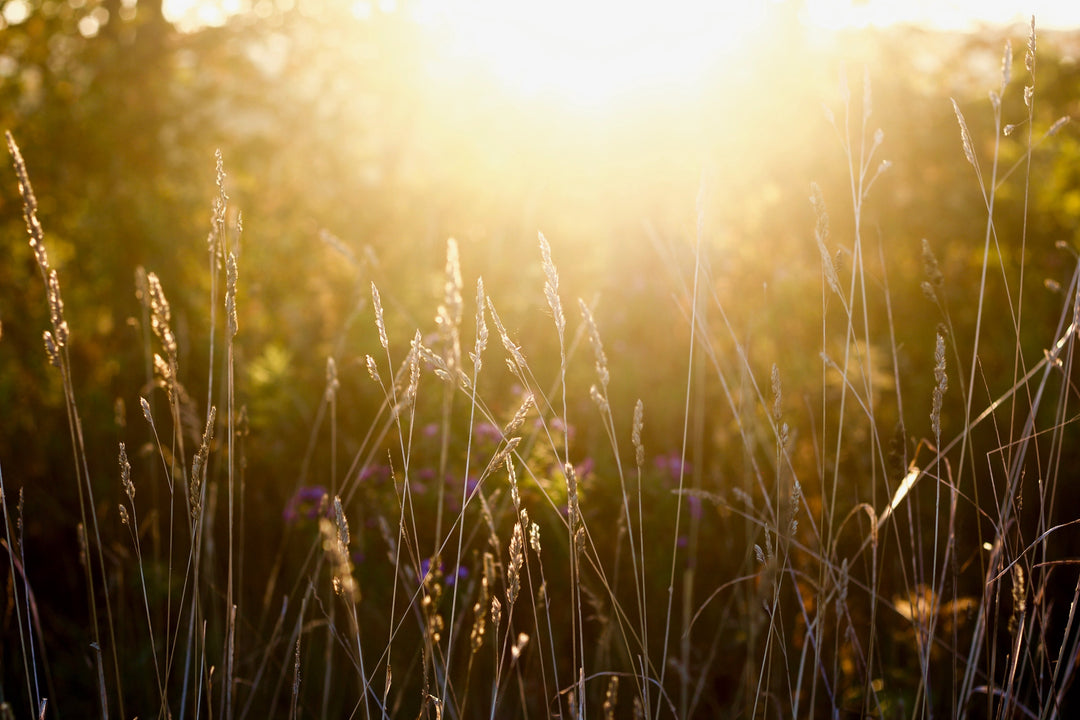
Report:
804,0,1080,30
162,0,1080,35
413,1,771,102
160,0,1080,102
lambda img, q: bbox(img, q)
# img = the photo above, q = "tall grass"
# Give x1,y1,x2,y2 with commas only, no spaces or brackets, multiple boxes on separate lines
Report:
3,19,1080,720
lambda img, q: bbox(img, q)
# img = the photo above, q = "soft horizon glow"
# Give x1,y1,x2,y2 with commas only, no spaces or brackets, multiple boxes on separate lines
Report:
804,0,1080,31
164,0,244,30
160,0,1080,105
161,0,1080,33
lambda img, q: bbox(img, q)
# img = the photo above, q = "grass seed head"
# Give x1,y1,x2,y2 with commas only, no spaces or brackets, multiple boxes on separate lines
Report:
211,149,228,254
771,364,782,421
47,270,68,348
951,99,977,166
789,480,802,535
371,282,388,350
470,573,490,652
632,399,645,469
1001,39,1013,90
507,522,523,606
321,498,358,602
226,252,239,338
579,299,609,391
931,332,948,437
153,353,173,386
565,462,579,532
147,272,177,358
810,183,840,295
922,239,945,289
487,298,527,372
43,331,60,368
503,393,534,436
6,132,48,271
191,407,216,520
471,276,488,371
528,522,541,556
325,356,339,402
483,551,495,588
333,495,350,548
405,330,422,406
589,384,608,413
483,436,521,480
1026,16,1036,74
508,461,520,510
119,442,134,502
1009,565,1027,633
539,232,565,342
365,354,382,385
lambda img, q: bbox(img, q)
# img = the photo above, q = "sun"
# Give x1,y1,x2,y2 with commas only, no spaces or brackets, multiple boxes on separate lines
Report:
413,0,770,105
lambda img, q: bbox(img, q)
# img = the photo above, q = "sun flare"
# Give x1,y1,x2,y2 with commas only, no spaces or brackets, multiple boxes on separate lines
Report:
414,0,769,104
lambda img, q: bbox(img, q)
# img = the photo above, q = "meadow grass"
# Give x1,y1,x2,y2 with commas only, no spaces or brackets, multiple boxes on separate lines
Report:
3,20,1080,720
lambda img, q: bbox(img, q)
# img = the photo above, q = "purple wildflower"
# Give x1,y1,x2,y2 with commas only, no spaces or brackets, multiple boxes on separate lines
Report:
474,422,502,444
655,452,692,482
358,464,391,483
418,559,469,587
687,494,703,521
283,485,327,524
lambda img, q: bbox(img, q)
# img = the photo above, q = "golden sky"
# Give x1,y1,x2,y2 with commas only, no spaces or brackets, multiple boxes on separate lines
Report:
158,0,1079,105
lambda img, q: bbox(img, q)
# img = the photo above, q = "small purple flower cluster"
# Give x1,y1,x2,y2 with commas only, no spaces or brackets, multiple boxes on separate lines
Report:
534,416,574,440
574,456,594,480
474,421,503,444
357,464,392,483
654,452,692,482
686,493,703,521
282,485,327,524
418,558,469,588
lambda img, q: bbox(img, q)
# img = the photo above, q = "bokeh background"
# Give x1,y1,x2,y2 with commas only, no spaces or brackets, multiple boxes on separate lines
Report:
3,0,1080,715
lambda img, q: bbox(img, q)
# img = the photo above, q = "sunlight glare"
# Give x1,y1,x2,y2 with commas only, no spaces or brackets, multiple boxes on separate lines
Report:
164,0,245,31
415,1,768,104
803,0,1080,31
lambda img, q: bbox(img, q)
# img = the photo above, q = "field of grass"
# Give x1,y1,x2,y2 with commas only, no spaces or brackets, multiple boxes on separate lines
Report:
3,15,1080,720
